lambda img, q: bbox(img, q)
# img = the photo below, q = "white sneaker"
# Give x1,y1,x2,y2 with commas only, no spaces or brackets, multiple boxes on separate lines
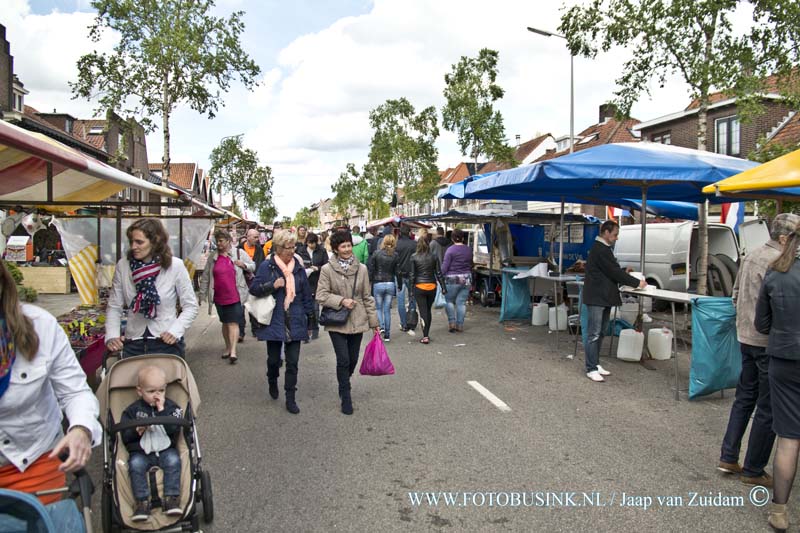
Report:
586,371,605,382
407,329,416,336
596,365,611,376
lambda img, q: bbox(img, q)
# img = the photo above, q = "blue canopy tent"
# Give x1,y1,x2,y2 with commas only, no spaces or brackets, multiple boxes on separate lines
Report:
444,143,765,276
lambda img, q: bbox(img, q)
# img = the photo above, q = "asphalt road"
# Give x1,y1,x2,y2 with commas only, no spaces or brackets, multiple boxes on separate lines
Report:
86,301,784,532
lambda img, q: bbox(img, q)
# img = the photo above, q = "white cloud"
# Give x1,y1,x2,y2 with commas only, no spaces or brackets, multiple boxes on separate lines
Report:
5,0,711,220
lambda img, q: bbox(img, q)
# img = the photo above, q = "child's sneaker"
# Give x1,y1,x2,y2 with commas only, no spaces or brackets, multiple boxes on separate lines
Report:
132,499,150,521
164,495,182,516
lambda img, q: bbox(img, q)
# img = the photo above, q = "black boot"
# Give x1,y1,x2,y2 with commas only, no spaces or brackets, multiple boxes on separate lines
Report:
340,390,353,415
268,380,279,400
285,390,299,414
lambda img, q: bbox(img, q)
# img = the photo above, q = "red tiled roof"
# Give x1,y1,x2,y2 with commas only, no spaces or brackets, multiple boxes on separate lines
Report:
765,111,800,150
148,162,197,189
534,118,640,162
438,162,486,185
22,105,104,153
685,74,785,110
480,133,552,173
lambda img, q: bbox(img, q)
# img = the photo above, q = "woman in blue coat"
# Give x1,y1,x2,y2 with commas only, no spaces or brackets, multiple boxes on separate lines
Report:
249,230,314,414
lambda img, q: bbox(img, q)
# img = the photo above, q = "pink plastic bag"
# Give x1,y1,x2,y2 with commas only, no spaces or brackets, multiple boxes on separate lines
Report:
360,331,395,376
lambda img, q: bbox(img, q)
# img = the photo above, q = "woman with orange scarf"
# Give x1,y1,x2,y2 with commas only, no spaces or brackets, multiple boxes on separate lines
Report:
0,260,100,527
249,229,314,414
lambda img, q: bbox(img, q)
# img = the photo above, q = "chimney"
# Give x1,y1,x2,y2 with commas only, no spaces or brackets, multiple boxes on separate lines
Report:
599,103,617,123
515,134,521,148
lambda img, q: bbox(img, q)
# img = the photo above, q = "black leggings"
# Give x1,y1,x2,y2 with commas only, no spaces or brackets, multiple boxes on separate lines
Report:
329,332,364,393
414,287,436,338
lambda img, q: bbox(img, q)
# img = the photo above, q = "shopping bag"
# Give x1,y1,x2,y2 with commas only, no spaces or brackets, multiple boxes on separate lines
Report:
360,331,395,376
244,293,275,325
433,286,446,309
406,309,419,330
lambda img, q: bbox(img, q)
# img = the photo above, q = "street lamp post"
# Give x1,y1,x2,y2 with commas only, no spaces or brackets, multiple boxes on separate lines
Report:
528,26,575,275
527,26,573,154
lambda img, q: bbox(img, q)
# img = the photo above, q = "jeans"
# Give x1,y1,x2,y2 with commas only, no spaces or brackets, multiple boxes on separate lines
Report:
720,343,774,476
396,277,417,329
584,305,611,373
373,282,396,335
445,283,470,326
329,332,363,393
414,287,436,338
266,341,301,391
128,448,181,501
123,333,185,359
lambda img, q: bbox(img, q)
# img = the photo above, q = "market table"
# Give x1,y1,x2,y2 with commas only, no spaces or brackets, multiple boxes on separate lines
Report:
531,274,584,349
620,287,712,400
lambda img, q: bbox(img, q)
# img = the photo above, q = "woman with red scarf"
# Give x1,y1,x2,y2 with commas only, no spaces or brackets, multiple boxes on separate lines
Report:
106,219,199,358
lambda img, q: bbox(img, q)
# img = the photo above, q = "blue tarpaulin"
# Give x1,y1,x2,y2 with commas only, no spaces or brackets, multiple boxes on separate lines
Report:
689,297,741,399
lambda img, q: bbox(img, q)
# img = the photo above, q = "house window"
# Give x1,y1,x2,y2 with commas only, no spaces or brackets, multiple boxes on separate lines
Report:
715,116,740,156
65,119,73,134
89,126,104,135
651,132,671,144
14,94,23,112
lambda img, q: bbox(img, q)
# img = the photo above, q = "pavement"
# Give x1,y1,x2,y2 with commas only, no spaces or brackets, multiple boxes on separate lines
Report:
62,297,784,533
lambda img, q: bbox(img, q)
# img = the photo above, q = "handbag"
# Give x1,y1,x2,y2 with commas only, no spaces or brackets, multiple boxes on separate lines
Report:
433,285,446,309
319,267,359,326
244,293,275,325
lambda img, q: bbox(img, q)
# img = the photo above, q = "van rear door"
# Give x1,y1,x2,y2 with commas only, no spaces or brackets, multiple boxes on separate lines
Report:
673,221,693,290
738,219,769,256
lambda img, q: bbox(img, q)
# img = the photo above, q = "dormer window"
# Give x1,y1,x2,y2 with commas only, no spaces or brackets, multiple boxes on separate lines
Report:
14,94,23,112
89,126,104,135
65,119,73,133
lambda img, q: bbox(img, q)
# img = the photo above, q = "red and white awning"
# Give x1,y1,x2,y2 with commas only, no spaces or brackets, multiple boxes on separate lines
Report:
0,119,178,210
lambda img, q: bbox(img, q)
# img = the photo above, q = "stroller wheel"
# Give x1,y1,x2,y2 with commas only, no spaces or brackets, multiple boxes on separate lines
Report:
200,469,214,523
101,486,119,533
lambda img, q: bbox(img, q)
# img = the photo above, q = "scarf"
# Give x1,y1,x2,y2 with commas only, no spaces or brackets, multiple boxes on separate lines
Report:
0,314,15,400
273,255,296,311
337,255,355,272
130,258,161,319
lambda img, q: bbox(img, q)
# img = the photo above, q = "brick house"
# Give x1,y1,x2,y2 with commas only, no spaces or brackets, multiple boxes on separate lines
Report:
149,162,213,214
634,82,794,158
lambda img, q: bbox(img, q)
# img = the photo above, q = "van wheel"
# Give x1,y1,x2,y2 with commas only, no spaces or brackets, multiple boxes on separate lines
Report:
707,255,734,296
715,254,739,282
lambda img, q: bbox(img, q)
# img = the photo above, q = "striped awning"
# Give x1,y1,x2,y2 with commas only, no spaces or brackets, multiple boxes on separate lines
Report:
0,119,179,210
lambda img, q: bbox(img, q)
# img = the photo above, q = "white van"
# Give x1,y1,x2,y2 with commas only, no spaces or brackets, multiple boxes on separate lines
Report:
614,220,769,297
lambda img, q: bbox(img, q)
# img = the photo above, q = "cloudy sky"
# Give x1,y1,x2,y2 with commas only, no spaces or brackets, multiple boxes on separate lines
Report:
5,0,700,220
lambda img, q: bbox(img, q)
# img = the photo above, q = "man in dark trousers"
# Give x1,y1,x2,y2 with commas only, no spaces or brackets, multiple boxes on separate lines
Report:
717,213,800,487
238,228,266,338
395,225,418,333
582,220,646,382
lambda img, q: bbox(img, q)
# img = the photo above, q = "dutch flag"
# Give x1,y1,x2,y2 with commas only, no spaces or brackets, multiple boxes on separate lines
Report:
721,202,745,232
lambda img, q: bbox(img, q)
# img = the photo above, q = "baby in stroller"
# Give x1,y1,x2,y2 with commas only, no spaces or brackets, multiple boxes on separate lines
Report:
120,366,183,521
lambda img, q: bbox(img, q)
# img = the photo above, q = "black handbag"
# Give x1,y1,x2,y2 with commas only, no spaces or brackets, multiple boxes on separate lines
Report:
319,267,359,326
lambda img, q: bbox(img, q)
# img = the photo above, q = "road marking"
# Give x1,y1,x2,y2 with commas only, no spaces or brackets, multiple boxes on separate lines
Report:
467,381,511,412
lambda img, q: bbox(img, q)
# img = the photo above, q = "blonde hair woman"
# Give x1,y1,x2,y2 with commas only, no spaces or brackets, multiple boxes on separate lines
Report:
367,234,399,341
248,229,314,414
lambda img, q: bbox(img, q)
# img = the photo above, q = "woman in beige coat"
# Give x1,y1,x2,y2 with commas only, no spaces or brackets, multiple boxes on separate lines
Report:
316,230,379,415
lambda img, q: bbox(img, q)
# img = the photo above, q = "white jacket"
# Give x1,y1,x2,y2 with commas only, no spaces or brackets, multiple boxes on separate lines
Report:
105,257,199,341
0,304,102,471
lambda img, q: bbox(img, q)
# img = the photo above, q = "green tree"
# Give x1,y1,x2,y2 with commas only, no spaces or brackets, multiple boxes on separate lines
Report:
293,207,320,229
208,135,276,224
559,0,771,295
442,48,517,170
368,98,441,205
71,0,260,185
331,163,389,222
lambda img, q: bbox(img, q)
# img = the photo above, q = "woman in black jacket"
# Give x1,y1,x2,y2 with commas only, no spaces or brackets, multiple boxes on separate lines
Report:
410,237,442,344
368,234,399,341
754,227,800,531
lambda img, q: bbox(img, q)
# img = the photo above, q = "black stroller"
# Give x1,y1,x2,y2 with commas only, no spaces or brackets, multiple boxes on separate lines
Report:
96,354,213,532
